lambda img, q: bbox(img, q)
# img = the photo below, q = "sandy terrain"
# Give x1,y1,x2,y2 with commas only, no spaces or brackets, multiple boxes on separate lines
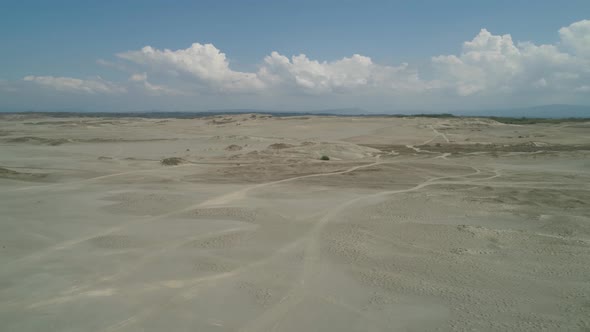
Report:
1,113,589,331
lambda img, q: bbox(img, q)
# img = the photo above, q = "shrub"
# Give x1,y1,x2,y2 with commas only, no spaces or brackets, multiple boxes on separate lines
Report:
225,144,243,151
161,157,184,166
320,155,330,161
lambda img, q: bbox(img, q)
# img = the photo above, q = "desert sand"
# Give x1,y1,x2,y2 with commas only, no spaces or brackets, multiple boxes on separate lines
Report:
1,113,589,331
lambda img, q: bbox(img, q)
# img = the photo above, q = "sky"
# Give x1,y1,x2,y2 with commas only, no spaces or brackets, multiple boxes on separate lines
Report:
1,0,590,113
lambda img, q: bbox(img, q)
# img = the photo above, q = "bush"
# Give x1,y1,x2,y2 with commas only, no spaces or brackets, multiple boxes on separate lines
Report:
225,144,243,151
161,157,184,166
320,155,330,161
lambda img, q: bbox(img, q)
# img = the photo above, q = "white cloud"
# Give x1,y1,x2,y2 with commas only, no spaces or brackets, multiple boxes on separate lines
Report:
14,19,590,109
118,44,435,95
432,23,590,96
432,29,522,95
559,19,590,57
128,72,182,96
23,75,125,94
118,43,264,92
115,19,589,99
257,52,434,94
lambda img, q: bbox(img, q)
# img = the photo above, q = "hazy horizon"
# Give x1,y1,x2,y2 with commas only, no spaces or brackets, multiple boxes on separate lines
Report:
2,104,590,119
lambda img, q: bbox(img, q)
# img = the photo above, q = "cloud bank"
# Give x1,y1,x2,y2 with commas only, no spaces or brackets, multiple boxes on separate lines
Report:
14,19,590,110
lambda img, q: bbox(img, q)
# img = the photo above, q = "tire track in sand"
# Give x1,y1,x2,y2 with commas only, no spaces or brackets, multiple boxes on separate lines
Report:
18,226,256,310
4,163,198,193
103,156,465,331
5,157,386,269
98,236,308,332
238,164,482,332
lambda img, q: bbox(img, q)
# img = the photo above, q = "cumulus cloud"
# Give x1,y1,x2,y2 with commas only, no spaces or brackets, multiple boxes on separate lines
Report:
23,75,125,94
14,19,590,108
115,19,589,99
117,44,435,95
432,21,590,96
432,29,520,95
128,72,182,96
559,19,590,57
258,52,435,94
118,43,264,92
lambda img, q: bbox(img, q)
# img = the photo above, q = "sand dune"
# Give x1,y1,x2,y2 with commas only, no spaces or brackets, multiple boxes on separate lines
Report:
1,114,589,331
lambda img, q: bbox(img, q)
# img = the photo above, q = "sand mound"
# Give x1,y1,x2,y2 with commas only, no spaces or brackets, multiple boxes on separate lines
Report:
267,143,295,149
297,142,381,160
5,136,70,146
208,117,237,125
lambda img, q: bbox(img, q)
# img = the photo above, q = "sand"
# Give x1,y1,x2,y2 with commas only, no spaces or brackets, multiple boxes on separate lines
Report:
1,114,589,331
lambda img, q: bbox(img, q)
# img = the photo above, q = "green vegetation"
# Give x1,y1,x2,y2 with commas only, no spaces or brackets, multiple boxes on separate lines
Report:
408,113,456,118
487,117,590,125
161,157,184,166
320,155,330,161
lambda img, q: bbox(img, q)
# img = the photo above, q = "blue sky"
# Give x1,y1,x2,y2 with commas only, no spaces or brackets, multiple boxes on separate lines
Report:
1,0,590,113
